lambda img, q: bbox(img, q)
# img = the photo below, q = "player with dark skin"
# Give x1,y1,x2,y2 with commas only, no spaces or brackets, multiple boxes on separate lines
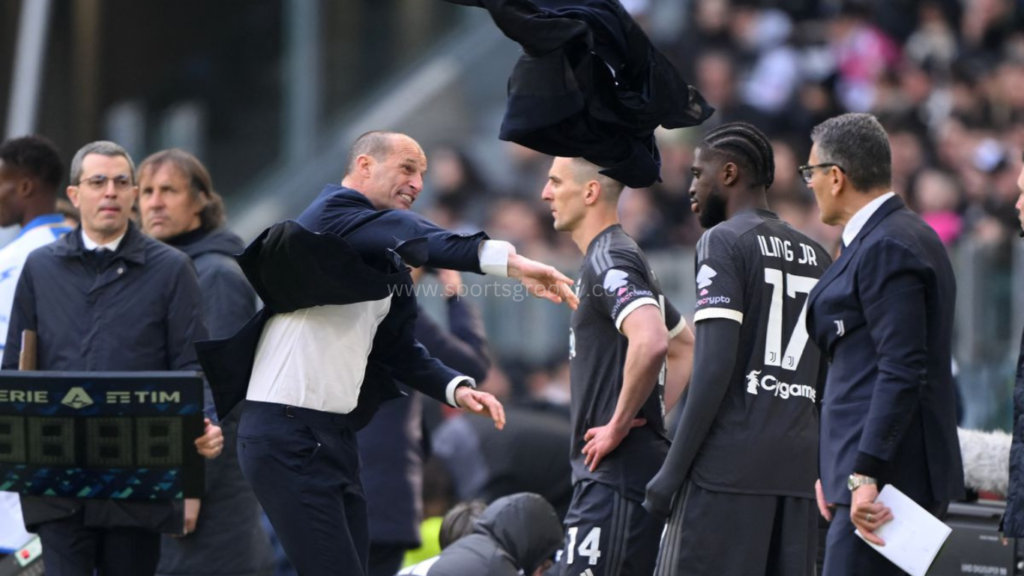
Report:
645,123,829,576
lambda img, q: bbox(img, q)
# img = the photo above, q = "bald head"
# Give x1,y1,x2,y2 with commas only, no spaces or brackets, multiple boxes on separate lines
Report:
568,158,625,203
342,131,427,210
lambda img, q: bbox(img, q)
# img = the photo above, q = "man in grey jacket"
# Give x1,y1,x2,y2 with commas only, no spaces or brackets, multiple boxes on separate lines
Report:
138,148,274,576
398,493,562,576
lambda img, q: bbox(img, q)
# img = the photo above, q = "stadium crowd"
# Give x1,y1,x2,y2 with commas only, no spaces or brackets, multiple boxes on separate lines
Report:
0,1,1022,576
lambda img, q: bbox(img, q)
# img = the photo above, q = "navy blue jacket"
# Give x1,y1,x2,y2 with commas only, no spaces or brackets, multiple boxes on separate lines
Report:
358,297,492,547
196,185,488,428
1003,325,1024,535
2,222,206,532
807,195,965,506
157,228,274,576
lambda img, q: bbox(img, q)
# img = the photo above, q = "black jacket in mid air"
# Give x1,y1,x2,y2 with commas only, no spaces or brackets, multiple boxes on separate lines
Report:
444,0,714,188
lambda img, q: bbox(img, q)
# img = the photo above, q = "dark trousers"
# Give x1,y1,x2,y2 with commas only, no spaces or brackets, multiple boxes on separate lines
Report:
238,401,369,576
368,543,407,576
36,514,161,576
823,500,949,576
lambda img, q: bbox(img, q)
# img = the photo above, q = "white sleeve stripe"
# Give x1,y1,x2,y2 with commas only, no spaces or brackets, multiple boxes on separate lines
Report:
446,376,476,408
668,317,688,338
614,297,660,333
694,308,743,324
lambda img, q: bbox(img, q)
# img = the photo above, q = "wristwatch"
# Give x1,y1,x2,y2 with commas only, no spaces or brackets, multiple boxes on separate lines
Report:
847,474,877,492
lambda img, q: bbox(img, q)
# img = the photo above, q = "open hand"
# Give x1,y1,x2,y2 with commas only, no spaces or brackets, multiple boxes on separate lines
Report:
455,386,506,430
508,254,578,309
582,418,645,472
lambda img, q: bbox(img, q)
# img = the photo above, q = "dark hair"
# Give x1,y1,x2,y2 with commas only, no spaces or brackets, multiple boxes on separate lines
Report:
811,113,892,192
439,500,487,549
700,122,775,189
344,131,400,176
137,149,226,231
0,135,64,190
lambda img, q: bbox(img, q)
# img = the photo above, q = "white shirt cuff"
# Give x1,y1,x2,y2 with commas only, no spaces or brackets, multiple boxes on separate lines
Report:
479,240,514,277
446,376,476,408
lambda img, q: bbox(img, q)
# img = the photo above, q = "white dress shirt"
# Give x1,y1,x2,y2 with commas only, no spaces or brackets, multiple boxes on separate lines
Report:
247,239,513,414
842,192,895,247
81,229,125,252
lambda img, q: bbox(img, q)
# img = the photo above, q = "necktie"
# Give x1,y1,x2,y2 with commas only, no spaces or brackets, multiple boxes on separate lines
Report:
89,248,114,271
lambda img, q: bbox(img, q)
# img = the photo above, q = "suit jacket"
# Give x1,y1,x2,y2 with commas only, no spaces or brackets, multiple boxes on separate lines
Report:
358,297,492,547
1002,324,1024,535
807,195,964,506
196,185,488,429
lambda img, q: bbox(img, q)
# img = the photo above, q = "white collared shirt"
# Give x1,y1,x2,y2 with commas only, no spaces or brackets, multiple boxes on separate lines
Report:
842,192,895,247
246,239,514,414
81,229,126,252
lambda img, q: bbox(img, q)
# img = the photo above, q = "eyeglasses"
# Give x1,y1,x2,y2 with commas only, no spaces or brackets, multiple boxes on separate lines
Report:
798,163,845,184
77,174,134,191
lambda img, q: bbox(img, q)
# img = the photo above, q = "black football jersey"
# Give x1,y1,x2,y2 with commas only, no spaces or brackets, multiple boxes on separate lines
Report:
568,225,684,502
690,209,832,498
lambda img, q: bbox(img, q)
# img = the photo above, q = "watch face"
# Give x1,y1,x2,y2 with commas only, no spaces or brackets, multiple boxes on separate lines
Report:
847,475,857,491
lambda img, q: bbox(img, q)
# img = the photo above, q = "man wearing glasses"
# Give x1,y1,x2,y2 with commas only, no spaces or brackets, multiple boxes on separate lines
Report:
2,141,225,576
803,114,964,576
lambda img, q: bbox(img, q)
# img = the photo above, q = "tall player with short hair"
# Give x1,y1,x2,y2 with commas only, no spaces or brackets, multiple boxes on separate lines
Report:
643,123,831,576
541,157,694,576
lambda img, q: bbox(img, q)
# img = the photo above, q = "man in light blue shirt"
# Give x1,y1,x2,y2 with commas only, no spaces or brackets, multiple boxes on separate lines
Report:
0,135,71,555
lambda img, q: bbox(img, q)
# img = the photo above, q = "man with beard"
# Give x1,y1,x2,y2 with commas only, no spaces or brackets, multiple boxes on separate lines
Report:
643,123,830,576
137,149,274,576
540,156,694,576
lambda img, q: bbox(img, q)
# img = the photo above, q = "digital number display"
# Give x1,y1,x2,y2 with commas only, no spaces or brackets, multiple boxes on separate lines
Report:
0,416,185,467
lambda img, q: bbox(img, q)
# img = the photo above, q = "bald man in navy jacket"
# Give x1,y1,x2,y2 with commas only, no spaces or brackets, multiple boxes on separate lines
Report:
198,131,576,576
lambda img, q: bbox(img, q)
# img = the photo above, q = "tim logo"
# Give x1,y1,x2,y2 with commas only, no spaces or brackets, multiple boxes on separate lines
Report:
61,387,94,409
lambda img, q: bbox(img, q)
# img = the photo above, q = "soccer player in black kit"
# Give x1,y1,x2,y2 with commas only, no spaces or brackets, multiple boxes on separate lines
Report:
541,157,695,576
643,123,832,576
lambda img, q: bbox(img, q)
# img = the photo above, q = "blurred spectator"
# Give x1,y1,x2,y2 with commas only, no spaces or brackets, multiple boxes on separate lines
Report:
0,135,71,556
913,169,965,245
438,501,487,550
398,493,562,576
426,146,492,229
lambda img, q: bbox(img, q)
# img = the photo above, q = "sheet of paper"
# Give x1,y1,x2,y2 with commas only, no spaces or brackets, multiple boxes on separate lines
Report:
854,484,952,576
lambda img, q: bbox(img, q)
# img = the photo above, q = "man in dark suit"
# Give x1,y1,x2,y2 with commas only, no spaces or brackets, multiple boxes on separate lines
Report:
804,113,965,575
197,131,577,576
